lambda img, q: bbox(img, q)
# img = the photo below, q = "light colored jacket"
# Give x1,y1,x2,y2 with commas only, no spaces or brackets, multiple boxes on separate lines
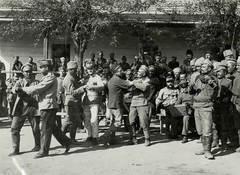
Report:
22,72,58,111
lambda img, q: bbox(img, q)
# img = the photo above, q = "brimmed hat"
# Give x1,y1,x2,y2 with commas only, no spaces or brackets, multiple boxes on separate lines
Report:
21,63,33,72
38,59,52,67
67,61,78,70
223,49,233,57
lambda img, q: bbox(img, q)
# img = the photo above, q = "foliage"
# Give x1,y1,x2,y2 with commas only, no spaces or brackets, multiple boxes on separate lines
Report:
0,0,158,76
182,0,240,54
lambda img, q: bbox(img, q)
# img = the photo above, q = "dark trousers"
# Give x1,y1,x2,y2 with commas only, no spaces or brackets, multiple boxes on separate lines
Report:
11,114,40,150
40,109,71,155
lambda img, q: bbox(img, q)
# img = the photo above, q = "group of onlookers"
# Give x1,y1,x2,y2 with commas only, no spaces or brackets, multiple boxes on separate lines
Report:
1,48,240,160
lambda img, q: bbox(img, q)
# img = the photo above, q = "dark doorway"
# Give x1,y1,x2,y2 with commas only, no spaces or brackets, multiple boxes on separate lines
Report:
52,44,70,71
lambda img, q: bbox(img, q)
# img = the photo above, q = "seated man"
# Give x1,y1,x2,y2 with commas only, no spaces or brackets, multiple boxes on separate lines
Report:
175,80,194,143
156,76,179,138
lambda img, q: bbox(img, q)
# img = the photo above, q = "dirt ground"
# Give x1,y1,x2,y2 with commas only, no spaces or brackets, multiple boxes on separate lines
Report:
1,116,240,175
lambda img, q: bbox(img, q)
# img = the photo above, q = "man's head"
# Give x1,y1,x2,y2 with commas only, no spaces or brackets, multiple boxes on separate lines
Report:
122,56,127,62
226,58,236,74
67,61,78,76
60,57,65,63
125,69,132,80
38,59,53,76
166,76,174,88
98,51,103,58
204,49,212,60
186,49,193,60
137,65,149,78
148,65,155,77
114,65,124,77
195,57,204,72
160,56,167,63
21,64,33,79
28,56,33,63
13,56,19,62
85,62,96,76
216,63,227,79
155,55,161,63
58,67,66,77
109,53,115,59
201,59,213,74
171,56,177,62
179,73,187,81
173,67,181,79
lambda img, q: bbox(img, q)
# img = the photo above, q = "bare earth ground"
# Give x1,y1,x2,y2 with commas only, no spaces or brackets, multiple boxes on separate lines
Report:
1,116,240,175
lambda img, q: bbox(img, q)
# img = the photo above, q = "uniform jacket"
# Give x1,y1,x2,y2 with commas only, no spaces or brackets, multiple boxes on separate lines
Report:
215,77,232,107
22,72,58,111
191,74,218,108
130,77,150,107
156,87,179,107
63,73,84,106
12,78,39,116
107,75,130,109
231,72,240,105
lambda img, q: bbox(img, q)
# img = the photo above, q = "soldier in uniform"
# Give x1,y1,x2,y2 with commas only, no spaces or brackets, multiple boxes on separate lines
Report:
8,64,40,156
128,65,151,146
62,61,87,144
21,59,72,158
213,63,233,150
231,56,240,152
190,59,218,159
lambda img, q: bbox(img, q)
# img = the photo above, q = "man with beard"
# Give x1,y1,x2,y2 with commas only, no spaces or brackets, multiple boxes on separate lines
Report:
9,64,40,156
100,65,133,145
190,59,218,159
156,76,179,139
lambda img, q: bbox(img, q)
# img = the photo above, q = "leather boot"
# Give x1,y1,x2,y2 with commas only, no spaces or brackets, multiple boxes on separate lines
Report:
100,124,117,146
109,132,116,145
204,136,214,159
182,135,188,143
220,131,228,150
128,125,137,145
212,129,219,148
145,138,150,147
229,129,239,148
8,147,19,156
195,136,205,155
235,129,240,152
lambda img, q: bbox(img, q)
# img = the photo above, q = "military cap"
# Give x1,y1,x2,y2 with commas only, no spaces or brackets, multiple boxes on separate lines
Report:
205,49,212,55
195,57,204,66
21,63,33,72
38,59,52,66
67,61,78,70
202,59,213,67
215,63,227,72
173,67,181,73
212,61,221,70
223,49,233,57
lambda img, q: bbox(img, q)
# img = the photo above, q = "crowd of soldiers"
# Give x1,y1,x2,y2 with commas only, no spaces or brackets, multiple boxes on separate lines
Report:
0,48,240,160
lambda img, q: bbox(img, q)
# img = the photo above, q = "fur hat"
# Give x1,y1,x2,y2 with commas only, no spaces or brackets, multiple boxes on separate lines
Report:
67,61,78,70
